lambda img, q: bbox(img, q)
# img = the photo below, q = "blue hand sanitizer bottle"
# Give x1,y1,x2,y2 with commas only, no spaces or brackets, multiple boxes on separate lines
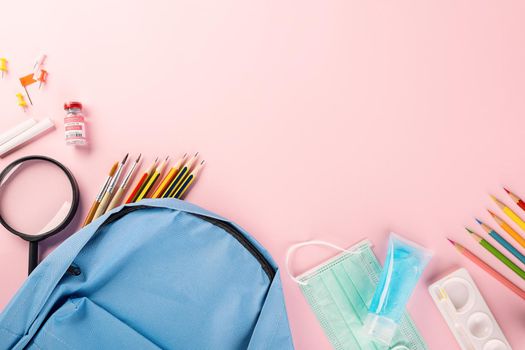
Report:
364,233,433,345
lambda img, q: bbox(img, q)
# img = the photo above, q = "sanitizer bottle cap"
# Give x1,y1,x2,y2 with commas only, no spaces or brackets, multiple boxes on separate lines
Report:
363,313,398,346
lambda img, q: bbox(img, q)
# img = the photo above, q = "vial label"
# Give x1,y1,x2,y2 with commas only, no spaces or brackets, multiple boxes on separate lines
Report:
64,116,87,145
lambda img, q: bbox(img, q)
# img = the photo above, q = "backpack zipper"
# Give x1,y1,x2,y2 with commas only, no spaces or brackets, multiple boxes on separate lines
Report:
96,205,276,281
194,214,275,281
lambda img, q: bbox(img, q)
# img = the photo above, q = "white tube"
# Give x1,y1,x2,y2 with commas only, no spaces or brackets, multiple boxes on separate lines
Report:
0,118,55,157
0,119,37,146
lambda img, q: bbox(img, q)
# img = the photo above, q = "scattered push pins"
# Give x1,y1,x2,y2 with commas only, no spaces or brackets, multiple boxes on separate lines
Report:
16,93,28,111
9,53,49,110
37,69,48,89
0,58,7,79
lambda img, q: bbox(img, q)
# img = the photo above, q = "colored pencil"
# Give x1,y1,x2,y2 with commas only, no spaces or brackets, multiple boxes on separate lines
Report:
174,160,205,199
475,218,525,265
93,154,129,219
106,154,141,212
490,195,525,233
163,152,199,198
504,187,525,212
488,209,525,249
136,156,169,201
465,228,525,279
83,161,118,227
151,153,187,198
126,157,158,203
447,239,525,300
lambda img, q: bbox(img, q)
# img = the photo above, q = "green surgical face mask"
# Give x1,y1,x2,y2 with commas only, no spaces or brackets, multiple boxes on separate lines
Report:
285,240,428,350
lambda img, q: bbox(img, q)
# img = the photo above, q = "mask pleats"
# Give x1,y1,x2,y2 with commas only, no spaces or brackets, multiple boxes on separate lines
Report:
298,243,428,350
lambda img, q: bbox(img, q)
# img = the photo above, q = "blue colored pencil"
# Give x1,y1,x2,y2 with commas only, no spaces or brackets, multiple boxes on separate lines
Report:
475,218,525,265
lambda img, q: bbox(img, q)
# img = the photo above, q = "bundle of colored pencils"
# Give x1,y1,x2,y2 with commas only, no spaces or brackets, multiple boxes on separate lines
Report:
448,187,525,300
83,152,205,227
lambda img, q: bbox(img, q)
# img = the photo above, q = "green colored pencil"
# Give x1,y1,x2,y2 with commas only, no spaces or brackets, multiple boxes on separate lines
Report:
465,228,525,280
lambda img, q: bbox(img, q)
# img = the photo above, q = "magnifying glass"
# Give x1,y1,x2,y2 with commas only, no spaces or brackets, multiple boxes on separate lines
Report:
0,155,80,275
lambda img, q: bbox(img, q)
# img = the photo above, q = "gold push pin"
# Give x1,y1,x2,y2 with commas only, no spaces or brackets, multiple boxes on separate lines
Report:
0,58,7,79
16,93,28,110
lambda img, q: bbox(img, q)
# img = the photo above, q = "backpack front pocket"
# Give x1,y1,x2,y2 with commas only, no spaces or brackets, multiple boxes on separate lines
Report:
26,297,162,350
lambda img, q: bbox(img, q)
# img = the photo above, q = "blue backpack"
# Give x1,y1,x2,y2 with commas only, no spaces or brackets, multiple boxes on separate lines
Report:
0,199,294,349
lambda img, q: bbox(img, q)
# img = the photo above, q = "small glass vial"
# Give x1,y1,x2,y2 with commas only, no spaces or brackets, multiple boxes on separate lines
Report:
64,101,87,146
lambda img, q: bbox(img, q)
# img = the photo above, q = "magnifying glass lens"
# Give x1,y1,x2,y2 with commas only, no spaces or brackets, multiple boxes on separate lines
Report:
0,160,74,235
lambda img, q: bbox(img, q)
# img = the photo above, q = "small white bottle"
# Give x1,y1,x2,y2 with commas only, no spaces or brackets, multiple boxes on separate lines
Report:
64,101,87,146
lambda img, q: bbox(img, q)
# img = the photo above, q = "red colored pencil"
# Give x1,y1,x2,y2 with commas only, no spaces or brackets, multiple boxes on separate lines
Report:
125,158,158,203
504,187,525,212
448,239,525,300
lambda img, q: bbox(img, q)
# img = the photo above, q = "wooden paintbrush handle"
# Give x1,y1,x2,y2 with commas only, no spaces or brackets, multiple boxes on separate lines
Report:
83,201,100,227
93,192,112,219
106,188,125,213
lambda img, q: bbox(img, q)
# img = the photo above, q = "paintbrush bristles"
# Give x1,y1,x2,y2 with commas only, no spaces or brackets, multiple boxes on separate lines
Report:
108,162,119,176
121,153,129,164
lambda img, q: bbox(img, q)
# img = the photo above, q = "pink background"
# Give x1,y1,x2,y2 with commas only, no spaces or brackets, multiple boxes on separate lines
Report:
1,1,525,348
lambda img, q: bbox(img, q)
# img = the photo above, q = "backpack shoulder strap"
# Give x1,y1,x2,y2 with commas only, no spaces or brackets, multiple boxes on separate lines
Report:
247,272,295,349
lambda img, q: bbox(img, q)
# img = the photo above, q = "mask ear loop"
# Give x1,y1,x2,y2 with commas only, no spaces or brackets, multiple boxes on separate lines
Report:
285,240,362,286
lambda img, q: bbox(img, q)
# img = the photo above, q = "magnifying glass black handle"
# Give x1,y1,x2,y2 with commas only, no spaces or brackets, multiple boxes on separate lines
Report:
28,241,38,275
